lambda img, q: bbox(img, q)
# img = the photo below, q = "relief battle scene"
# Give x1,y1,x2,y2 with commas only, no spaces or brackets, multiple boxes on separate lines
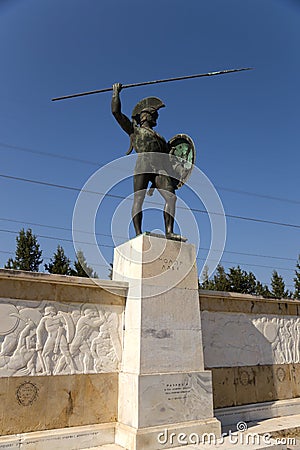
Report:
0,300,122,377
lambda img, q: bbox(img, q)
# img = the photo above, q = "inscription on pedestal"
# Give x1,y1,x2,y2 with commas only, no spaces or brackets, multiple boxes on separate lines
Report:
159,257,183,271
138,372,214,427
163,382,191,400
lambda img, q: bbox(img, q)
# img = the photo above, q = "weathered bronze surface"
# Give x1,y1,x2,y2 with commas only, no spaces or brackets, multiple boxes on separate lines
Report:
111,83,194,241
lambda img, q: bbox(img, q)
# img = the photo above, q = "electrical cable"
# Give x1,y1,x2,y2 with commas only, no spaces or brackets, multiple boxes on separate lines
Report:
1,173,300,229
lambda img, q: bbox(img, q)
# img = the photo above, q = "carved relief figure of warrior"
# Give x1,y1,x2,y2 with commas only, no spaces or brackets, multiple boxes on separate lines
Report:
36,306,72,375
70,306,105,373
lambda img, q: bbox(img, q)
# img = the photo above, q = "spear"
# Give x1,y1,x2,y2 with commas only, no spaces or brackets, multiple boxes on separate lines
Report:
51,67,253,102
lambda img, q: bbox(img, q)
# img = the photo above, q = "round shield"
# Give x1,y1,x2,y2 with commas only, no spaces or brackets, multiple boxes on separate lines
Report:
168,133,196,189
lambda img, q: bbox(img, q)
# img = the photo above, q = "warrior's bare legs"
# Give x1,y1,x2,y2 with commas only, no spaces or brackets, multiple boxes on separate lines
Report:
132,173,182,239
132,190,147,235
132,174,149,235
158,189,176,236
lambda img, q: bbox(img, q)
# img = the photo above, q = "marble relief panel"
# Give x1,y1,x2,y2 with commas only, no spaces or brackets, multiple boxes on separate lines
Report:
201,311,300,368
0,298,123,377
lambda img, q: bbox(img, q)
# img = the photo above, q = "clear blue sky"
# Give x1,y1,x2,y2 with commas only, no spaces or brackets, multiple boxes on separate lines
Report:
0,0,299,289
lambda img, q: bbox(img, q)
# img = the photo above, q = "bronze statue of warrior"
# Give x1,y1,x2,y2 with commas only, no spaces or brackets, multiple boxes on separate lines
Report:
111,82,195,241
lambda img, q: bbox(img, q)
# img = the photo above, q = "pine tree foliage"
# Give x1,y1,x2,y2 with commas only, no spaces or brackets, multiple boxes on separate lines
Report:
255,281,272,298
200,265,230,292
5,228,42,272
45,245,72,275
200,265,214,290
270,270,290,299
293,255,300,300
211,265,230,291
227,266,257,295
200,264,289,299
73,250,98,278
3,228,300,297
108,263,113,281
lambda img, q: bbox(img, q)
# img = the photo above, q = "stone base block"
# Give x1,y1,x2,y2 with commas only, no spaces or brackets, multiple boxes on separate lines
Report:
0,423,114,450
115,418,221,450
0,373,118,436
216,397,300,429
118,371,215,429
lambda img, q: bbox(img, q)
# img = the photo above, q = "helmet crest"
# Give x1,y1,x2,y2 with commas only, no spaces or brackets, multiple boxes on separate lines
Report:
132,97,165,123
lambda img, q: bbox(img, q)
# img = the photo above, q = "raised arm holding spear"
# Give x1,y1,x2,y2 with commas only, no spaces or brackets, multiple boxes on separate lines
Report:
53,67,253,240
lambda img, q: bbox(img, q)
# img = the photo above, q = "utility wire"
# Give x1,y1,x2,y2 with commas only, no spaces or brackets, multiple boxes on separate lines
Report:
214,185,300,205
0,216,297,263
0,228,296,274
0,249,109,268
201,258,293,272
0,142,101,167
0,228,113,248
0,218,291,261
0,217,126,240
0,248,294,289
1,173,300,230
1,141,299,205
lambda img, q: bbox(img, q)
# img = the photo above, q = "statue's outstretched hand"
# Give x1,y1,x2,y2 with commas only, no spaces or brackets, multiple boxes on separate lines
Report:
113,82,122,94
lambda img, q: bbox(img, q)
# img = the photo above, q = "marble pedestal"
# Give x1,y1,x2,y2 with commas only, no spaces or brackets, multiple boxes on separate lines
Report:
113,234,221,450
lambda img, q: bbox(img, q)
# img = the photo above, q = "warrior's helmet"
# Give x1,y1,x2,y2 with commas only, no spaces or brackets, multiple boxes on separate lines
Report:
132,97,165,124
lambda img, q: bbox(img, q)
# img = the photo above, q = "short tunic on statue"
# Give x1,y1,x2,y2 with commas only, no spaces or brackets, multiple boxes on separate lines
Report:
132,126,175,192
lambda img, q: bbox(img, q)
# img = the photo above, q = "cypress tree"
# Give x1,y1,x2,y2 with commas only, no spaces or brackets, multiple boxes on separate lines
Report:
45,245,72,275
294,255,300,300
5,228,42,272
73,250,98,278
271,270,288,299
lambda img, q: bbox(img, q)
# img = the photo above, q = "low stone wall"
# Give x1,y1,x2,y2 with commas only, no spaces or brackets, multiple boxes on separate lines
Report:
1,269,300,437
0,269,127,435
199,290,300,410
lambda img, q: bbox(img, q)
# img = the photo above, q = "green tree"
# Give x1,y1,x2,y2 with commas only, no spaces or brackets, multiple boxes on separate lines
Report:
5,228,42,272
200,264,273,299
227,266,257,295
45,245,72,275
73,250,98,278
294,255,300,300
270,270,289,299
200,265,215,290
202,264,231,291
108,263,113,280
255,281,272,298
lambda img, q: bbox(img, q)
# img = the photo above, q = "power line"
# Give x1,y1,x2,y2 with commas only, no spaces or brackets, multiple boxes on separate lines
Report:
1,141,299,205
0,245,295,287
1,173,300,230
0,217,296,262
0,250,294,288
0,249,109,269
0,228,296,274
0,142,101,167
214,185,300,205
199,258,293,272
0,217,126,240
0,216,297,262
0,250,14,255
212,249,295,262
0,228,114,249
